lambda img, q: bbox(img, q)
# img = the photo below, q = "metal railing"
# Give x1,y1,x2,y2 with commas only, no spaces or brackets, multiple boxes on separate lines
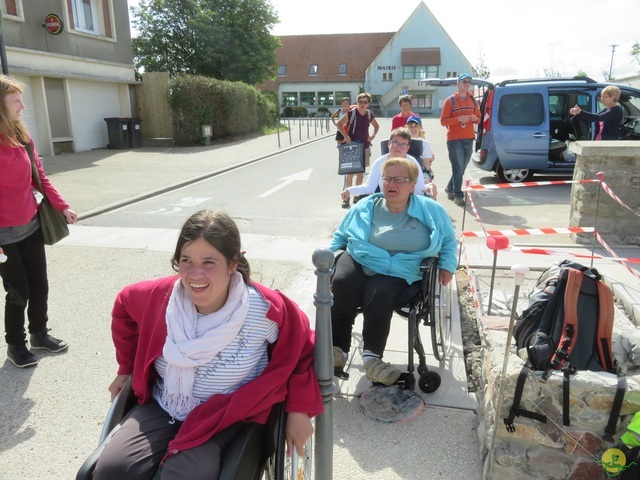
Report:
276,115,332,148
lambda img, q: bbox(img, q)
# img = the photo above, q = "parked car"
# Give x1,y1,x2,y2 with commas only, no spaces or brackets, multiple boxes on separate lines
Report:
426,77,640,183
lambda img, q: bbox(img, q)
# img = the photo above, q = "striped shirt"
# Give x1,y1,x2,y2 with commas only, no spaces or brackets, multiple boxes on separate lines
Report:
153,285,279,418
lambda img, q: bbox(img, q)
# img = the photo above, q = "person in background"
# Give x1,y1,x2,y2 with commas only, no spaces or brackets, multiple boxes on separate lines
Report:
439,73,480,206
570,86,623,140
93,210,322,480
391,94,417,130
406,115,436,181
336,93,380,209
330,97,351,146
0,75,78,369
330,158,456,385
340,127,436,204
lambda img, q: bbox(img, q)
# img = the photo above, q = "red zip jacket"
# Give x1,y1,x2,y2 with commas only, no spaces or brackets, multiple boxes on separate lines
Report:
111,276,323,457
0,139,69,228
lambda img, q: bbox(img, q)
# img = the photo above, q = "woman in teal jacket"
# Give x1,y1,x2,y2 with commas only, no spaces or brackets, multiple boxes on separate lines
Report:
330,158,456,385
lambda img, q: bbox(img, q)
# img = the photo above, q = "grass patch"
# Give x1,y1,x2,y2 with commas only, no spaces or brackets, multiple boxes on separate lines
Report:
262,123,289,135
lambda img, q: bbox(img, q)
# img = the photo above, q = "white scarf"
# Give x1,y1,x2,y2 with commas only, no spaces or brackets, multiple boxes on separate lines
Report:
161,272,249,420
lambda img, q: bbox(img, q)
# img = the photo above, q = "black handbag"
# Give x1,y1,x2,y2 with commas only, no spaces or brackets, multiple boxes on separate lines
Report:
26,143,70,245
337,142,365,175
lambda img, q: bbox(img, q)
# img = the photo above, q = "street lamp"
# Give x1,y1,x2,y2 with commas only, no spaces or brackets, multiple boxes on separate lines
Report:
608,44,618,81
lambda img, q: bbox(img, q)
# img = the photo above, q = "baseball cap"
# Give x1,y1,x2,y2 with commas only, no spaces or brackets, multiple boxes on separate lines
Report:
406,115,422,125
458,73,472,82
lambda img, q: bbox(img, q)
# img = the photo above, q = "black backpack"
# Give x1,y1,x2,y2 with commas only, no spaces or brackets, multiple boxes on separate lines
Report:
505,260,625,441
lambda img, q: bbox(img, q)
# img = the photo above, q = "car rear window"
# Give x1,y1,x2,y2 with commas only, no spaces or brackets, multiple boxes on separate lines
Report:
498,93,544,126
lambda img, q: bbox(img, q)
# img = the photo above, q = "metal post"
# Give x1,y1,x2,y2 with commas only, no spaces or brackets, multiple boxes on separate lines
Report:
307,115,310,139
487,264,528,480
276,115,281,149
299,116,302,142
287,118,292,145
487,249,498,315
0,33,9,75
457,180,471,267
312,248,334,480
591,172,605,268
608,44,618,81
315,117,318,137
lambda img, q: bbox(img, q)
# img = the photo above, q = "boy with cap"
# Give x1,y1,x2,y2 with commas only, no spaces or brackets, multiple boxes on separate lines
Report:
439,73,480,206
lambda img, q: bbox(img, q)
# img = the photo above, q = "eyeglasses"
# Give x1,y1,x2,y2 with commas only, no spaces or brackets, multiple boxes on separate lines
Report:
382,176,412,185
357,100,369,105
390,140,409,148
461,80,471,84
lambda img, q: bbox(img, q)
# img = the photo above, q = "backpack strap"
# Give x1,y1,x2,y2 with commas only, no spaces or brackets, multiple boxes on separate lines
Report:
504,361,548,432
604,374,627,442
548,269,582,372
596,280,615,371
563,369,572,426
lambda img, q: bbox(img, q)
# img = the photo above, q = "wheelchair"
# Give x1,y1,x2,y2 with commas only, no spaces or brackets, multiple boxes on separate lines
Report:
334,256,453,394
76,377,312,480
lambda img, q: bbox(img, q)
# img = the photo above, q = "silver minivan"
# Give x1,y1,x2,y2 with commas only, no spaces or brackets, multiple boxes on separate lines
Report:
427,77,640,183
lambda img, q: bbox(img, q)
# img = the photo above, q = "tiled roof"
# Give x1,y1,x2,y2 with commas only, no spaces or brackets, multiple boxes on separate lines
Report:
260,32,394,90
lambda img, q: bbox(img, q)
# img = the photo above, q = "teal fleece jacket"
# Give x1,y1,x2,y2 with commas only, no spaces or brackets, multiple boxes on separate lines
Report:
330,193,457,284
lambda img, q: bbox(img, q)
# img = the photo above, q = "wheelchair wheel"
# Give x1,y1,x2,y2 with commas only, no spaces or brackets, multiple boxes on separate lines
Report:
429,270,453,361
418,370,441,394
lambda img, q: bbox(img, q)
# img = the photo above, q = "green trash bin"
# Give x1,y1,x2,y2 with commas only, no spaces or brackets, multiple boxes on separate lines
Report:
104,118,131,149
129,118,143,148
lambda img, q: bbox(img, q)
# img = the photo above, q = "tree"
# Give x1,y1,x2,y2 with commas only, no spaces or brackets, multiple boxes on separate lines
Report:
131,0,281,84
575,70,589,78
472,50,490,79
631,42,640,70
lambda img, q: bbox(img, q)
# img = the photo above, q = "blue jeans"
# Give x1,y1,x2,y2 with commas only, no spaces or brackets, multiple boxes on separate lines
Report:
446,139,473,198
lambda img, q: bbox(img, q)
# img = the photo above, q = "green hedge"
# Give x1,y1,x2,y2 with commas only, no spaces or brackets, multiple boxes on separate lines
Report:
168,75,278,146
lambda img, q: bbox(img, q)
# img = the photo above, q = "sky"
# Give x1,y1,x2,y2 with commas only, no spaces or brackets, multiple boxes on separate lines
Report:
128,0,640,83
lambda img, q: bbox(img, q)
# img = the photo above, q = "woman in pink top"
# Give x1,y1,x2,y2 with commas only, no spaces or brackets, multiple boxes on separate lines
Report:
0,76,78,368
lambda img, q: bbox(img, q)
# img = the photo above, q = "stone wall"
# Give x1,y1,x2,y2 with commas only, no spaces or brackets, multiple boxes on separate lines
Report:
477,315,640,480
569,141,640,245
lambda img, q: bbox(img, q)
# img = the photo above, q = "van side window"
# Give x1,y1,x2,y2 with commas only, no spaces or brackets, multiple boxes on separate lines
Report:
498,93,544,126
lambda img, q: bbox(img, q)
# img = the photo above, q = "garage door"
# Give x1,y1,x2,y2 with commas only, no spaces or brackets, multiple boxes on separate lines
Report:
68,80,122,151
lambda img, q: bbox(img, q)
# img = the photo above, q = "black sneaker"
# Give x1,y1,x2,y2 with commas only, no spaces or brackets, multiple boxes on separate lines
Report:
7,344,38,368
30,330,69,353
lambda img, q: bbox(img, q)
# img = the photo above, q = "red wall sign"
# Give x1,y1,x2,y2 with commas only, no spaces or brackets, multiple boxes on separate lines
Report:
44,14,63,35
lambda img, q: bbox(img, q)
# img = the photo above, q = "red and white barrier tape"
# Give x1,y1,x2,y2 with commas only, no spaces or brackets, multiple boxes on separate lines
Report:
600,181,640,220
462,227,594,238
506,246,640,264
595,232,640,280
467,179,598,191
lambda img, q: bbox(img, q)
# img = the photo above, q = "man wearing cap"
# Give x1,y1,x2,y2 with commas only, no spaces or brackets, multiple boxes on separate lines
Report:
391,94,417,130
440,73,480,206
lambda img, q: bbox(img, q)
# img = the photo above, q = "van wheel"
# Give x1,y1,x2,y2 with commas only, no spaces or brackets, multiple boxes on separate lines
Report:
496,164,533,183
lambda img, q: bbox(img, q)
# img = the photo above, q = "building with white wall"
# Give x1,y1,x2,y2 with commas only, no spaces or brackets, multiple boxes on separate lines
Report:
261,2,472,117
1,0,136,155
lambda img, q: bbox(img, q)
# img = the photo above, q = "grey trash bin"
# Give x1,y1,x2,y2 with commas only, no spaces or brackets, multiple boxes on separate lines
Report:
104,118,131,149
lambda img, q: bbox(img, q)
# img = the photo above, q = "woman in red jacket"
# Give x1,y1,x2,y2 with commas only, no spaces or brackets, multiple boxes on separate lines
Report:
0,75,78,368
94,210,322,480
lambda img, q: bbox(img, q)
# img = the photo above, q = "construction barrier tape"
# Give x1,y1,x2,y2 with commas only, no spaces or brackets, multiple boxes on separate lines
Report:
507,246,640,264
461,227,594,238
595,232,640,280
600,181,640,220
466,179,599,190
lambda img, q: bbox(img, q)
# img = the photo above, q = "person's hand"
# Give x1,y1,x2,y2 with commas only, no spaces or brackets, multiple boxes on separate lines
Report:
286,412,314,456
341,190,351,201
63,208,78,224
570,105,581,116
422,157,434,170
425,182,437,200
108,374,131,402
458,115,471,123
343,134,352,144
439,269,453,286
470,114,478,122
